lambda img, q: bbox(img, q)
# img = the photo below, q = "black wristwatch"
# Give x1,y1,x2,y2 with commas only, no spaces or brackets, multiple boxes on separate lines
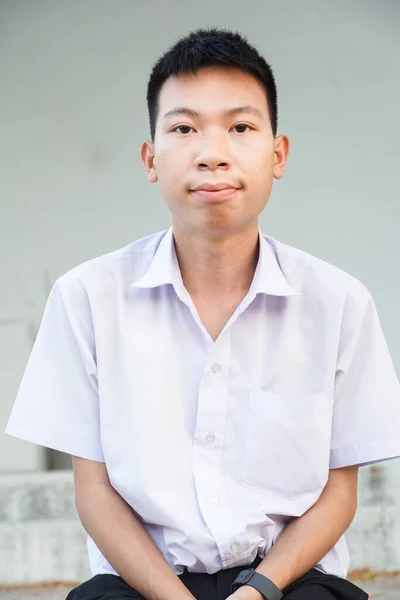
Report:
231,568,283,600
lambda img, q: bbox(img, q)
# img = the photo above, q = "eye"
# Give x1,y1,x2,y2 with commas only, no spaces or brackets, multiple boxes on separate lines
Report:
232,123,253,133
172,125,193,134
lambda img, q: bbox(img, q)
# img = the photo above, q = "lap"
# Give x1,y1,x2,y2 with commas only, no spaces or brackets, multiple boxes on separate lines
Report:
283,583,337,599
65,574,141,600
281,569,368,600
66,570,366,600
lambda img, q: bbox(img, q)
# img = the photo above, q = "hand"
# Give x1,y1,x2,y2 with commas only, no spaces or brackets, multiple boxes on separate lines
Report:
226,586,264,600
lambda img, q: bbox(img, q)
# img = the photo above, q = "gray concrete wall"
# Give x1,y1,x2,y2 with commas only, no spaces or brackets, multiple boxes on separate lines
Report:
1,0,399,471
1,0,400,575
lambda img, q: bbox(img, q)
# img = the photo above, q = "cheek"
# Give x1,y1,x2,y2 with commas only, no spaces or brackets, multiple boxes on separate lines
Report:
243,156,274,188
239,140,274,172
154,156,188,203
155,144,188,175
154,156,179,187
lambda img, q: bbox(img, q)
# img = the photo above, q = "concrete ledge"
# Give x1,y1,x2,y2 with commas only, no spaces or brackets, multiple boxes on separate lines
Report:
0,471,76,522
1,520,90,585
0,471,89,585
2,463,400,585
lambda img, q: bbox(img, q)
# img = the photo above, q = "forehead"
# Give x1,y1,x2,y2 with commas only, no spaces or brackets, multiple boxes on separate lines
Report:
157,66,268,115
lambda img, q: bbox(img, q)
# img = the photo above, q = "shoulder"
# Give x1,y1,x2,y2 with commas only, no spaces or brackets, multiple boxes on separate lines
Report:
53,229,167,304
264,233,372,309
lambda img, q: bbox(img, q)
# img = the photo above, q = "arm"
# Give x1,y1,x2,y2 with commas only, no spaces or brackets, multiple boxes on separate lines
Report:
72,456,195,600
233,465,359,598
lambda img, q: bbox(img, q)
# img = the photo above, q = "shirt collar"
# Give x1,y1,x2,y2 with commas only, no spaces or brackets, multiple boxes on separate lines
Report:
131,228,179,289
131,227,301,297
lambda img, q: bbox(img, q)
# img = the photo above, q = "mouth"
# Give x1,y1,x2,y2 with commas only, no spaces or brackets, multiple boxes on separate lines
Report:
190,187,240,202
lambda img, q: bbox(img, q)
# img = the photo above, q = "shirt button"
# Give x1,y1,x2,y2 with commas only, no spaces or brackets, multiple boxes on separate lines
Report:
230,542,239,553
211,362,222,374
209,493,219,503
205,434,215,445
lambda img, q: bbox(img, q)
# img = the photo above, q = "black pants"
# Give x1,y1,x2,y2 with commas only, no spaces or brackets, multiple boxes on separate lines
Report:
66,556,368,600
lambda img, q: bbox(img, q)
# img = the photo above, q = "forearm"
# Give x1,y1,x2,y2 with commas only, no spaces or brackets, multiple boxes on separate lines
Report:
76,483,194,600
251,470,358,592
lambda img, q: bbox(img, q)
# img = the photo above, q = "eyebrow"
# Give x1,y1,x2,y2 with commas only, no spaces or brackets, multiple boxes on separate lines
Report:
163,105,265,121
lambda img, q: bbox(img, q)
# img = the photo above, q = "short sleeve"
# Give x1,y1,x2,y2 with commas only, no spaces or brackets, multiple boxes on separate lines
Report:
330,281,400,469
5,276,105,462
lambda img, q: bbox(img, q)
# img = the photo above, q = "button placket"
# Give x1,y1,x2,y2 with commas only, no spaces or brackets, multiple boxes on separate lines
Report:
193,333,237,562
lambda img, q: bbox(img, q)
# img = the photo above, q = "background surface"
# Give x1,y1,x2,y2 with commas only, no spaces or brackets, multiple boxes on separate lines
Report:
0,0,399,476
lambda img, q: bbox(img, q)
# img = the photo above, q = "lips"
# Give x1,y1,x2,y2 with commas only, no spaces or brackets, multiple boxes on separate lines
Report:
190,187,239,201
191,183,239,192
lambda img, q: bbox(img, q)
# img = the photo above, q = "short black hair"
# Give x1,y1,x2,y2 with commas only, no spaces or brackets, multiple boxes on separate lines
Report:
146,28,278,141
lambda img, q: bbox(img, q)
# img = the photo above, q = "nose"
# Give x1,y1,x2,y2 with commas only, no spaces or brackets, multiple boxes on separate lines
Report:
194,131,231,170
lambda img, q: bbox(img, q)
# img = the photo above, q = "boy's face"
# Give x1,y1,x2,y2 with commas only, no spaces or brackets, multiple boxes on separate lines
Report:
141,66,289,237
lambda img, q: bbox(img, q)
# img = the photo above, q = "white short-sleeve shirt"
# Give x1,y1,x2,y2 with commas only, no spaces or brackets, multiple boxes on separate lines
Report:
6,228,400,578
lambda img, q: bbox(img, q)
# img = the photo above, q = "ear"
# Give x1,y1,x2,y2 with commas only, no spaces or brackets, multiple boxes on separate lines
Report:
140,140,158,183
273,135,290,180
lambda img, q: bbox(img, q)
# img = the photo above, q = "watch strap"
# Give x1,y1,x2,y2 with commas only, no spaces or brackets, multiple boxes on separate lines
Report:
231,569,283,600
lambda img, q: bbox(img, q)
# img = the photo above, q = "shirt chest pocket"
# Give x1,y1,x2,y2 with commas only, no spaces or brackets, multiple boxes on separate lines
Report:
242,390,333,500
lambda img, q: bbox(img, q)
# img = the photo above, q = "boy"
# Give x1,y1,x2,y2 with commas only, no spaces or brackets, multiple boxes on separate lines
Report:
6,27,400,600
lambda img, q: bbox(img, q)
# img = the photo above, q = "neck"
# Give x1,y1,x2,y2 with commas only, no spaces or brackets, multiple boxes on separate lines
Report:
172,223,260,300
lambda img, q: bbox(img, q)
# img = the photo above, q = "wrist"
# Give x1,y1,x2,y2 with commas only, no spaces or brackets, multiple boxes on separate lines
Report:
231,587,263,600
241,585,265,600
231,569,283,600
